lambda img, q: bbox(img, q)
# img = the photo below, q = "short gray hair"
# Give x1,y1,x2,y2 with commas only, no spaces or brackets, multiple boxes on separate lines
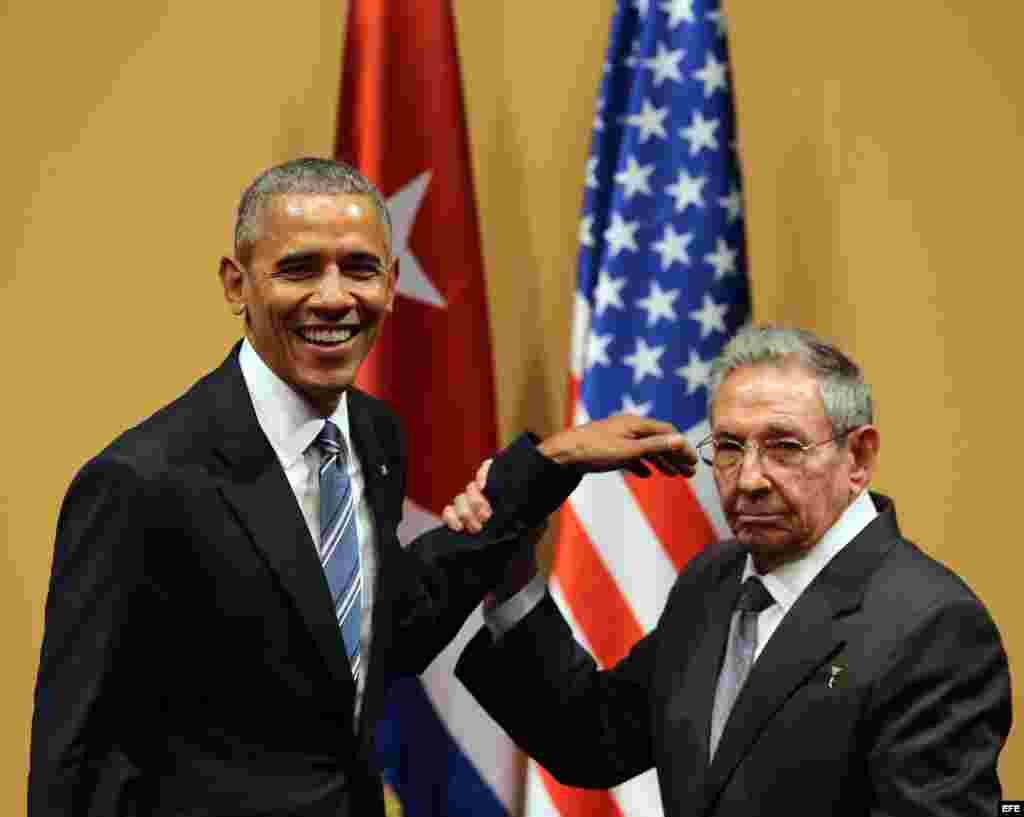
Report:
708,325,873,434
233,157,392,262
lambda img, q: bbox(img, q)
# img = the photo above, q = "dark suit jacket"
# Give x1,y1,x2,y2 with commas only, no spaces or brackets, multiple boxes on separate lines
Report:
456,494,1012,816
30,343,580,817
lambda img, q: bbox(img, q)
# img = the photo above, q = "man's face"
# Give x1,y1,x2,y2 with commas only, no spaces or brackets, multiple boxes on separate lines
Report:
222,193,396,415
710,361,874,572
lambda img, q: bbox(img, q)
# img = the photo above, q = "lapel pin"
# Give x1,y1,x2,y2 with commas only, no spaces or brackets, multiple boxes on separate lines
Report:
827,664,845,689
379,463,388,476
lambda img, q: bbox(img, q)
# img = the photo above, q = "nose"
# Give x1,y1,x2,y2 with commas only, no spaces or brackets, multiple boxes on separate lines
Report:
736,444,771,494
311,266,355,313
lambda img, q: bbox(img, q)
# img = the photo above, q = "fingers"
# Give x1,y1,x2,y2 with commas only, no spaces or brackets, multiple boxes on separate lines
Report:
624,432,697,469
538,414,698,475
613,416,696,459
623,460,653,478
623,448,703,479
589,427,695,475
615,415,679,438
443,458,496,533
441,503,463,531
442,480,493,534
643,452,678,477
475,458,493,490
650,447,698,475
621,440,699,479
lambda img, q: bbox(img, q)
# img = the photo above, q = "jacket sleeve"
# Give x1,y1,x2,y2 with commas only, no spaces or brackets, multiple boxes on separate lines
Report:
29,458,150,816
455,594,658,788
393,433,584,676
866,596,1011,816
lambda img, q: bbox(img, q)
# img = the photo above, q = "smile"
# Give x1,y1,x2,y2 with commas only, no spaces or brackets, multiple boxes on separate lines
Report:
295,326,359,347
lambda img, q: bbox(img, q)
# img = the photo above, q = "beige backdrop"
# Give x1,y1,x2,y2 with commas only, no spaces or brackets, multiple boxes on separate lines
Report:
2,0,1020,810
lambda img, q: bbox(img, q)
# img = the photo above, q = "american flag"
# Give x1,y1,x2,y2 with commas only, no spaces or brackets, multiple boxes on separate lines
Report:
526,1,750,815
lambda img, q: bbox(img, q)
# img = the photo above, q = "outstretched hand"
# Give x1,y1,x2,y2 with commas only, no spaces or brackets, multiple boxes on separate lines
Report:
441,415,696,535
538,414,696,478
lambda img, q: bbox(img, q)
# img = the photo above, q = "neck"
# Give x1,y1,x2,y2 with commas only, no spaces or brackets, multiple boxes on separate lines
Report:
305,389,344,418
751,548,808,575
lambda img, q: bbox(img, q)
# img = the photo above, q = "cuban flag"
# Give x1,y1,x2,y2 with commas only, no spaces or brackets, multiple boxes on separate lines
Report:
336,2,514,816
525,1,751,815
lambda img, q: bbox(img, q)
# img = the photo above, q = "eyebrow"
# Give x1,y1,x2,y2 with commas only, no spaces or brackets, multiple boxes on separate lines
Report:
762,423,803,438
345,251,385,268
275,250,386,269
275,251,320,269
717,423,803,441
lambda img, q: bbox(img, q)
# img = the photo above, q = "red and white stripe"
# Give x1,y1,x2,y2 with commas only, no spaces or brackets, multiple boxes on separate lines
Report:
524,294,730,817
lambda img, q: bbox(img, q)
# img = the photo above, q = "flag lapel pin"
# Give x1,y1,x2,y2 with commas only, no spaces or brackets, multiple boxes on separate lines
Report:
827,664,845,689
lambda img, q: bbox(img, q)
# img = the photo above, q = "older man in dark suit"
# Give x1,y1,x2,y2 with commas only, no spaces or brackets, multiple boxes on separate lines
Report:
450,325,1011,816
28,157,696,817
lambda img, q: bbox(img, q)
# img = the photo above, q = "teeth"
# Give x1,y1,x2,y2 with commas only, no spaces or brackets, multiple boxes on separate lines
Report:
300,327,357,344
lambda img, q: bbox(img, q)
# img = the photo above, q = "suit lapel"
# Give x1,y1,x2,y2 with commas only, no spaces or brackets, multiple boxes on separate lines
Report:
207,345,356,693
704,583,845,802
344,390,404,735
660,547,746,807
347,390,403,543
702,494,902,810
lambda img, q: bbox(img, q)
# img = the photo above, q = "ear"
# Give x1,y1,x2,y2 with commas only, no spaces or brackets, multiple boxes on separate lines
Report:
383,255,400,315
846,425,880,496
219,256,247,313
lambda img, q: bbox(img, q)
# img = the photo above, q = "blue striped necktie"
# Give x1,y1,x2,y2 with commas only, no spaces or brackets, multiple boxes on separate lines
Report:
314,420,362,679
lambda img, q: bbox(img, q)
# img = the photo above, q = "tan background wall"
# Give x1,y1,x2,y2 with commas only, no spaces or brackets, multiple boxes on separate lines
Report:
2,0,1020,810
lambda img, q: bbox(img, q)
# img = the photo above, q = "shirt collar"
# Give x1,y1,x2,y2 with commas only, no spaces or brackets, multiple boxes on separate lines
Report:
238,338,351,468
742,490,878,613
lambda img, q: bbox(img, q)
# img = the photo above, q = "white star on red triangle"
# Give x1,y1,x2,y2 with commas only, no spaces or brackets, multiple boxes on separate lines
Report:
388,171,446,308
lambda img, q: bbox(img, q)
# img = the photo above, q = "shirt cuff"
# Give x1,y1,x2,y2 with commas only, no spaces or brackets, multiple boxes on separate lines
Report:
483,573,548,640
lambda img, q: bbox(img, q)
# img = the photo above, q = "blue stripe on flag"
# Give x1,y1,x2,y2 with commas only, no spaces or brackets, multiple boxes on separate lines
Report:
378,677,509,817
579,0,751,433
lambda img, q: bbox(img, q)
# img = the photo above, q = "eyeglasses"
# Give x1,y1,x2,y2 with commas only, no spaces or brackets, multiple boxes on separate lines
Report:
696,430,851,472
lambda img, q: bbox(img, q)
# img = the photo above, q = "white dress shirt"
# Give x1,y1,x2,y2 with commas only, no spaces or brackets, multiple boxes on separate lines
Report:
739,489,877,661
239,339,376,720
486,490,879,651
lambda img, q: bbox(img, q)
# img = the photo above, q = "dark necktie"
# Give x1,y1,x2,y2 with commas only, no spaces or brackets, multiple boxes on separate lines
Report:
314,421,362,679
709,576,775,760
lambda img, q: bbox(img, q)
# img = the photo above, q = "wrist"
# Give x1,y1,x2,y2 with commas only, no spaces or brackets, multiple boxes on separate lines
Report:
538,432,575,466
483,566,538,615
488,538,541,607
492,564,539,604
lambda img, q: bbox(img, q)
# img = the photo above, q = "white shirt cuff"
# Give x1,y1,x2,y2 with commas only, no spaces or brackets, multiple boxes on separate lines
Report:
483,572,548,640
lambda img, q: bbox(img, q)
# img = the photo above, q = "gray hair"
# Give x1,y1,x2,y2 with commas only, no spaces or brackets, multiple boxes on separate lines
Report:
233,157,392,262
708,325,873,434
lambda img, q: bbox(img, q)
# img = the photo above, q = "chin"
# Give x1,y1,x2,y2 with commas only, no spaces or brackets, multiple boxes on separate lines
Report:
293,374,355,406
737,528,793,549
299,365,357,389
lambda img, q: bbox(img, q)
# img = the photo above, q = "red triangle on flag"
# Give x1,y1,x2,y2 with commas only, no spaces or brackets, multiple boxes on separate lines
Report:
337,0,498,515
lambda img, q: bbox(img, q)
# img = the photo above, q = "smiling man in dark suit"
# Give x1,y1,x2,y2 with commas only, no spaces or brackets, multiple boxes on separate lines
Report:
450,324,1012,816
28,157,697,817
